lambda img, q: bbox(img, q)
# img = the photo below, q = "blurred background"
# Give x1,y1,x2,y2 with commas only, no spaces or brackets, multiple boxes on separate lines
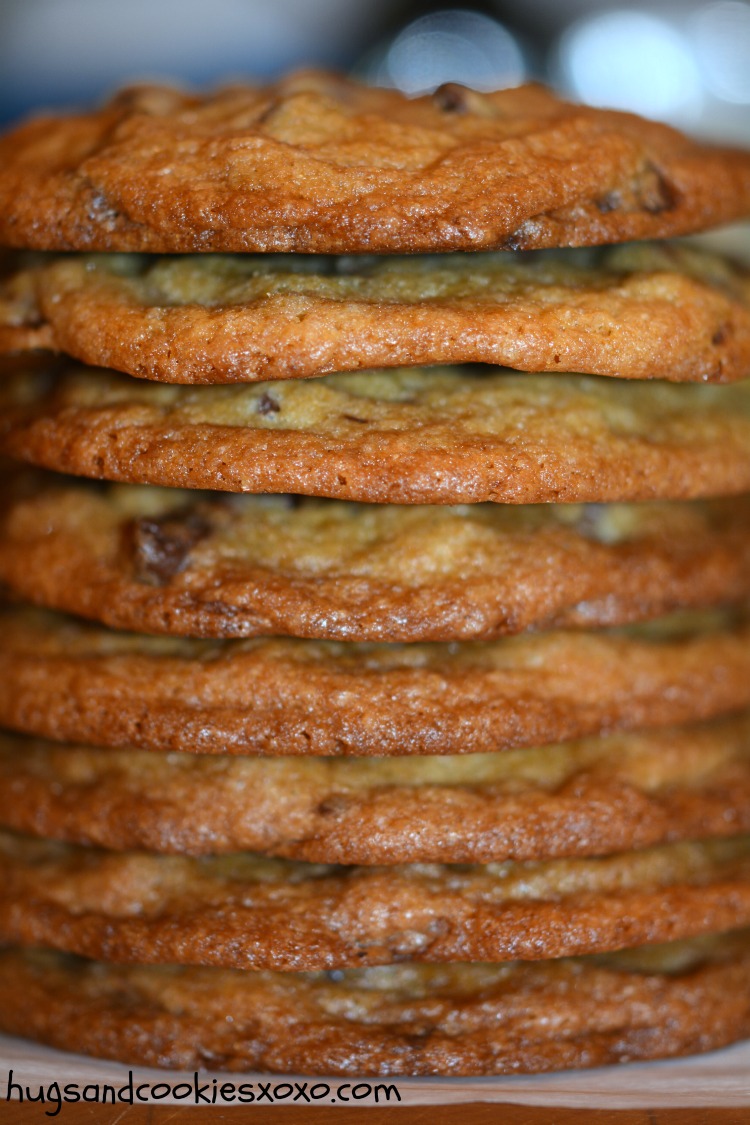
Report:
0,0,748,141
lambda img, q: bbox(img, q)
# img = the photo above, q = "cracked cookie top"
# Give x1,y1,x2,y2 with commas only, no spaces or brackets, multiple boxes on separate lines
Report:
1,75,749,253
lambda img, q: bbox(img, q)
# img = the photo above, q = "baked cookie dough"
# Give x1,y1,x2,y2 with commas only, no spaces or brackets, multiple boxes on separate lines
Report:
2,478,749,639
0,933,748,1073
2,243,749,384
1,717,749,862
1,606,747,757
1,832,749,970
3,364,749,503
1,76,750,253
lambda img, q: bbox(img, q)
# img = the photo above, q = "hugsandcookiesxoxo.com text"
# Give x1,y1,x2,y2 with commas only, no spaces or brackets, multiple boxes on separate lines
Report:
4,1069,402,1114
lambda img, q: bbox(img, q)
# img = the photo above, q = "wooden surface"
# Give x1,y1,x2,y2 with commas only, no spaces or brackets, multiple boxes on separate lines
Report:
4,1104,750,1122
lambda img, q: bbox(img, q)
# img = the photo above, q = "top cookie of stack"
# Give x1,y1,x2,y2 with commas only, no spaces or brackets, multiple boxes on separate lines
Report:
1,74,750,253
1,74,750,1079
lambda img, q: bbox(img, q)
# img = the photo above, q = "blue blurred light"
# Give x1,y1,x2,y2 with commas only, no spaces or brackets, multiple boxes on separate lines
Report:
0,0,363,120
690,2,750,104
374,10,526,94
558,10,704,125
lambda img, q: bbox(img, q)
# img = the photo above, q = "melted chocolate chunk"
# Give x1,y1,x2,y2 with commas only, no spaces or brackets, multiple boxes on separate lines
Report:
501,231,525,252
86,190,120,227
316,795,349,817
595,191,621,214
256,392,281,416
432,83,471,114
636,163,677,215
128,511,211,584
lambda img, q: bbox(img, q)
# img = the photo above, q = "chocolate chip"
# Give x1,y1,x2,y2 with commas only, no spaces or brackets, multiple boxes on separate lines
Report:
712,325,730,346
426,916,450,938
87,190,120,227
500,232,525,252
256,392,280,415
433,83,471,113
342,413,369,424
316,795,349,817
595,191,621,214
109,85,184,116
256,96,281,126
637,162,677,215
127,511,211,584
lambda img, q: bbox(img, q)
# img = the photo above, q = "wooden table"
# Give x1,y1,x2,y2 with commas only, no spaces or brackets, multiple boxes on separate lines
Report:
4,1105,749,1122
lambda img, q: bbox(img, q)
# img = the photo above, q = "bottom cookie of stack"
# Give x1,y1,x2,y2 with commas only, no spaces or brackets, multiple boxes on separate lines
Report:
0,934,749,1075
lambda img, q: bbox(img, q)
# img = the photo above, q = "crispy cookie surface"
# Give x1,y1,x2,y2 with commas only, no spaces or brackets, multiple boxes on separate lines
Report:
3,244,750,384
1,832,749,970
0,935,749,1074
1,606,748,757
1,76,750,253
2,718,750,863
2,366,750,504
2,479,749,640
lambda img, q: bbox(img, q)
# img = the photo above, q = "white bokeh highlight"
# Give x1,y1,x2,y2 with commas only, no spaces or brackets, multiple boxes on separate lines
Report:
558,9,704,125
374,11,526,95
690,1,750,104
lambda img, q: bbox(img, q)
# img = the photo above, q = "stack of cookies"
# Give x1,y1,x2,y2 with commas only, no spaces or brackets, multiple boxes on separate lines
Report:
0,74,749,1075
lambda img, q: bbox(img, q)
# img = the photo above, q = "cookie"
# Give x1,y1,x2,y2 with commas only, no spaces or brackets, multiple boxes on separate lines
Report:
3,364,749,503
2,718,749,863
1,831,749,970
2,243,749,384
2,606,748,756
2,477,748,640
1,76,750,253
0,934,748,1074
